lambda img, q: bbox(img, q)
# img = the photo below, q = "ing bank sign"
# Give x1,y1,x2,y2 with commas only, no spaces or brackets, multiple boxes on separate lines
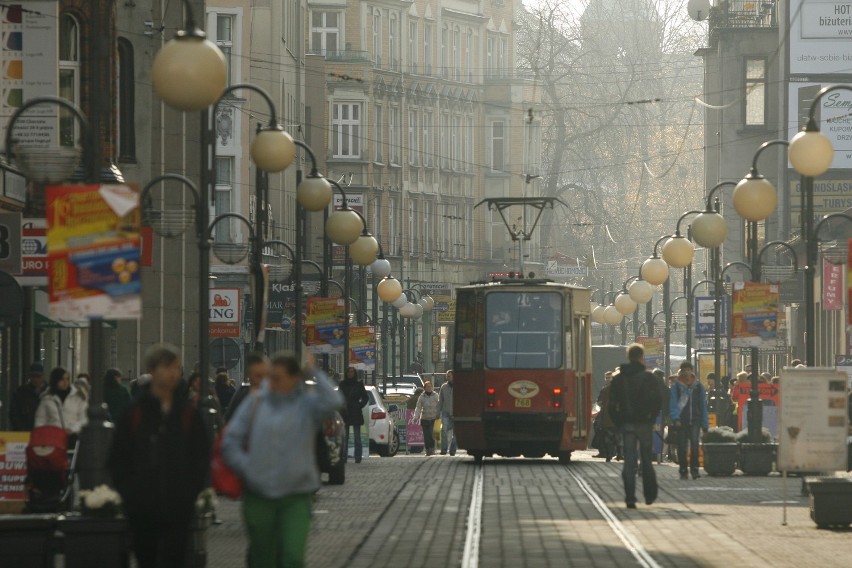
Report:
209,288,241,337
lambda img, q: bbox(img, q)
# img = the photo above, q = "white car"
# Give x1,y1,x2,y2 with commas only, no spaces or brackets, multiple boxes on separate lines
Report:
364,386,399,457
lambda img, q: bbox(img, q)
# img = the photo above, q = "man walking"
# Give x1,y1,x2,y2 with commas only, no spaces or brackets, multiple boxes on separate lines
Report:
339,367,369,463
670,361,709,480
414,380,440,456
438,371,456,455
10,363,45,431
608,344,662,509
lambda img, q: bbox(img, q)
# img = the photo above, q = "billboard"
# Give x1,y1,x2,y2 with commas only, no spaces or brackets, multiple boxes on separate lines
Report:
788,81,852,173
731,282,780,348
209,288,241,338
790,0,852,74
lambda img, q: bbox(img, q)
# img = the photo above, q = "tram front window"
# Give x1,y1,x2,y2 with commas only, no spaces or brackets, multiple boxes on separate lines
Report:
486,291,562,369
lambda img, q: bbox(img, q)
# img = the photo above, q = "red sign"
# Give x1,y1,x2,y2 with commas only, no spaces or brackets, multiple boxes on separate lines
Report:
0,432,30,502
209,288,241,338
732,382,780,406
823,259,843,310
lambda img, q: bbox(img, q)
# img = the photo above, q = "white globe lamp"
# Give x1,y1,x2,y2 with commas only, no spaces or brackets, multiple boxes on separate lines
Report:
251,127,295,173
733,175,777,222
641,257,669,286
349,233,379,266
614,293,637,315
377,277,402,302
297,175,332,211
152,33,226,111
691,211,728,248
392,294,409,308
662,236,695,268
603,305,623,325
789,129,834,177
627,280,654,304
326,209,363,245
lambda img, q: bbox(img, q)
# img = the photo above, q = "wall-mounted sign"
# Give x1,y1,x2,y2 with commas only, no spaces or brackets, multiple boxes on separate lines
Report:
209,288,241,337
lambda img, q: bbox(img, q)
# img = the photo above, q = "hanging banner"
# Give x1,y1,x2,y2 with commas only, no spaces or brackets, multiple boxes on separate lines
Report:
349,326,377,370
305,296,345,354
823,259,843,310
777,367,849,472
636,336,664,369
731,282,779,348
46,184,141,320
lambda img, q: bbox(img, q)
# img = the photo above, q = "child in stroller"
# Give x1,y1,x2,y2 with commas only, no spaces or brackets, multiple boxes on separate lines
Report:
24,424,80,513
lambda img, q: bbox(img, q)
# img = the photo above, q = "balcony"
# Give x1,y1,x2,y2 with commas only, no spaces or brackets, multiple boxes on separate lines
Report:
710,0,776,30
309,49,373,63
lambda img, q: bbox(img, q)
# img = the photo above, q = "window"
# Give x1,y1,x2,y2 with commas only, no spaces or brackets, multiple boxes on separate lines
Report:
214,157,234,243
463,116,472,173
498,38,507,78
524,120,541,175
453,27,461,81
424,24,433,75
424,201,431,254
374,104,383,163
486,292,563,369
408,21,418,73
440,113,449,168
388,197,398,255
490,120,505,172
389,107,400,164
216,14,234,83
408,110,419,165
371,198,382,244
442,204,451,256
441,25,448,78
451,116,460,169
408,202,415,255
745,58,766,126
466,29,473,82
117,38,135,162
422,110,432,166
59,14,80,148
486,37,494,79
332,103,361,158
389,13,399,70
373,11,382,66
311,11,339,55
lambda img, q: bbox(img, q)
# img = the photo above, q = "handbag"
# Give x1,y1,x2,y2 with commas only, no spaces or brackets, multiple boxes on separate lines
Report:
211,394,260,499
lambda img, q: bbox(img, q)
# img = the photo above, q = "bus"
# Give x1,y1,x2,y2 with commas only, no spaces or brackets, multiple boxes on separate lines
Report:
452,278,593,463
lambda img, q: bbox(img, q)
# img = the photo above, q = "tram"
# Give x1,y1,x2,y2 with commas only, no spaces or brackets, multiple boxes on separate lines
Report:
452,277,593,463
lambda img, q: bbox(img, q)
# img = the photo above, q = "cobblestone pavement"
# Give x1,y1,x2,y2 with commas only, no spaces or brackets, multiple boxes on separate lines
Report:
207,451,852,568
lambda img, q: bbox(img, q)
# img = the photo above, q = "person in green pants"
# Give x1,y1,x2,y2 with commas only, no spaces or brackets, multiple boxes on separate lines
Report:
223,351,343,568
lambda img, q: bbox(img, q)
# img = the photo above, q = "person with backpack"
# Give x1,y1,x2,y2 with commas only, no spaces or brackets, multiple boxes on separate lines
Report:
339,367,369,463
222,351,343,568
108,343,210,568
608,344,662,509
670,361,709,480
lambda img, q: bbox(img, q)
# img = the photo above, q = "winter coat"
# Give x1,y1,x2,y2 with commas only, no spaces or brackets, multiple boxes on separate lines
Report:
608,362,662,427
104,381,132,421
438,382,454,417
34,388,88,434
224,383,251,423
216,381,236,410
10,382,45,431
670,378,709,429
339,378,369,426
414,391,441,421
108,384,210,521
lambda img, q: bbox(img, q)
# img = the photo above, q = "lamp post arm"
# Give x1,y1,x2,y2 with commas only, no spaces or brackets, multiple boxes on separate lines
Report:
705,181,737,210
262,239,296,259
4,96,90,164
807,85,852,125
720,261,753,281
756,241,799,272
206,212,256,242
622,275,639,290
749,139,790,173
676,210,704,235
328,179,350,204
669,295,688,312
813,213,852,238
691,279,714,299
139,174,200,211
294,139,320,175
653,234,671,257
214,83,279,127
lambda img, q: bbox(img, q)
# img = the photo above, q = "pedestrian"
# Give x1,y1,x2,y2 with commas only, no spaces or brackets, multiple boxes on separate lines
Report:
406,386,424,410
104,368,132,421
215,370,237,410
670,361,709,480
224,352,270,423
10,363,46,431
438,370,457,456
414,380,440,456
608,344,662,509
130,373,152,398
222,351,343,568
592,371,617,461
339,366,369,463
109,343,210,568
35,367,88,438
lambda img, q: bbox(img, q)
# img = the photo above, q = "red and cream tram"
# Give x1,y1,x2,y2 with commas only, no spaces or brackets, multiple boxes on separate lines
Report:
452,278,593,463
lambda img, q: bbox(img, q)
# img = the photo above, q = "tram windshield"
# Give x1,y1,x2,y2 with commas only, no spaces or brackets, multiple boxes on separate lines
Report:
486,291,563,369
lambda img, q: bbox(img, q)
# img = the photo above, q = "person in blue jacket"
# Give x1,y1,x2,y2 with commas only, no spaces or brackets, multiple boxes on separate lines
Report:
670,361,709,480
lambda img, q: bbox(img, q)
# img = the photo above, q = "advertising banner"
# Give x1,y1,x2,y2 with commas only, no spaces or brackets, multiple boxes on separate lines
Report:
823,259,843,310
777,367,849,472
790,0,852,74
694,295,728,336
0,431,29,501
697,352,727,387
349,326,377,370
788,82,852,173
731,282,779,348
636,336,664,369
46,184,141,320
209,288,241,338
305,296,345,354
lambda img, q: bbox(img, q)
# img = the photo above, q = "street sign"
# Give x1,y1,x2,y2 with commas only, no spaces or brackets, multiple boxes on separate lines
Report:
280,316,292,331
0,213,22,274
696,336,728,351
209,288,241,337
14,218,48,286
545,260,588,277
433,302,449,313
694,295,728,337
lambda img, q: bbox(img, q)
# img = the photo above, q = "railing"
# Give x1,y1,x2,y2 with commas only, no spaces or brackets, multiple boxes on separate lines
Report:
309,49,372,63
711,0,776,30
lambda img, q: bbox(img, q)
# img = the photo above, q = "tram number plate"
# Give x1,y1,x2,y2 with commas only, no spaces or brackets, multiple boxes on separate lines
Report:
514,399,531,408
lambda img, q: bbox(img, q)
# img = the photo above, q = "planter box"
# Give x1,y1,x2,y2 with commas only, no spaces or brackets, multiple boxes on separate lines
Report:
807,477,852,529
702,443,738,476
739,443,777,476
0,514,57,568
58,516,129,568
186,513,212,568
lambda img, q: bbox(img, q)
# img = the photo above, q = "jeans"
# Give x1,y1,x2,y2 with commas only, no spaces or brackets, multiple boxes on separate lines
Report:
421,419,436,451
441,414,457,454
677,422,702,474
343,424,362,462
620,423,658,506
243,491,313,568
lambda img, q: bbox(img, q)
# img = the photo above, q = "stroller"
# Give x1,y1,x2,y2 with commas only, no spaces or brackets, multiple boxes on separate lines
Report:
24,425,80,513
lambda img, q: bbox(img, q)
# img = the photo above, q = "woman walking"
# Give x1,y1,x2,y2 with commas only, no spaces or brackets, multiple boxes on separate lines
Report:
414,380,440,456
223,352,343,568
35,367,88,437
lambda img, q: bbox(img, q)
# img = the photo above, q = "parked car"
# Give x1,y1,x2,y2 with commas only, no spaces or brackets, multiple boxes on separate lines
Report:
383,384,417,399
365,386,399,457
390,374,424,389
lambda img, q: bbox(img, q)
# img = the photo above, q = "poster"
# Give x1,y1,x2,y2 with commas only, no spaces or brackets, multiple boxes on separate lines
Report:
835,354,852,388
777,367,849,472
349,326,377,370
0,431,29,501
209,288,241,338
636,336,664,369
385,404,424,452
46,184,141,320
731,282,779,348
823,259,843,310
305,296,345,354
697,352,727,387
789,0,852,74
